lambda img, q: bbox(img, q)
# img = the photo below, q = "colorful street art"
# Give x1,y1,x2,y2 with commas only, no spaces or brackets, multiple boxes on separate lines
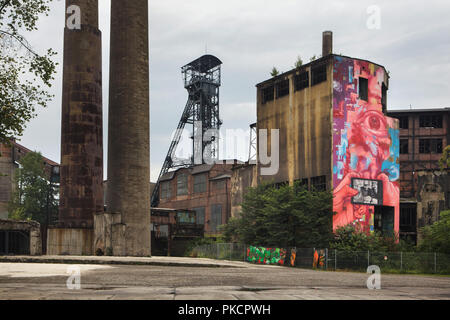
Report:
332,56,400,234
290,248,296,267
313,249,326,269
247,246,286,265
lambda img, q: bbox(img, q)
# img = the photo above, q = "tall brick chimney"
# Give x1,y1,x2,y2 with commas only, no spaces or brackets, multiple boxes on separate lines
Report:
106,0,151,256
322,31,333,57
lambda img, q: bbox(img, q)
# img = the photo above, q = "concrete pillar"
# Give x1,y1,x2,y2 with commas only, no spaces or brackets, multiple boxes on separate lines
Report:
59,0,103,230
106,0,151,256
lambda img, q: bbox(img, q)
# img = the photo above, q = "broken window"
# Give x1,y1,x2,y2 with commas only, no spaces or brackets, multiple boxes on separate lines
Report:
359,77,368,101
276,79,290,98
400,139,409,154
177,173,188,196
294,71,309,91
419,115,443,128
311,64,327,86
262,85,274,104
381,83,387,114
311,176,327,191
160,181,171,199
419,139,443,154
193,174,207,194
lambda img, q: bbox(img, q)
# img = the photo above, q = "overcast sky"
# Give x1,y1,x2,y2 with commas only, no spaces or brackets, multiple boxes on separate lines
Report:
16,0,450,182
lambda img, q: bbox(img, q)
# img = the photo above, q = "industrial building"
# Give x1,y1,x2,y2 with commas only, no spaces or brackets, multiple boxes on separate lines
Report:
253,31,400,235
387,108,450,243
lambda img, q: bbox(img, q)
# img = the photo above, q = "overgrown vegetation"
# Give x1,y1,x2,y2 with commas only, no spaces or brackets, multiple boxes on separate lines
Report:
221,182,334,248
419,210,450,254
8,151,58,225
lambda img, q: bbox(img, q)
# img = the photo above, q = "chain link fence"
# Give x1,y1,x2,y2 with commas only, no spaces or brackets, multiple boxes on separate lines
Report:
190,243,450,274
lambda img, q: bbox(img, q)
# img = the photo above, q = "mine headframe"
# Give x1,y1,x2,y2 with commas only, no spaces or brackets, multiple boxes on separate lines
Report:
151,55,223,207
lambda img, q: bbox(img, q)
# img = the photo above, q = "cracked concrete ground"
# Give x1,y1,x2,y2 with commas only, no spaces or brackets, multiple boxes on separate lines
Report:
0,261,449,300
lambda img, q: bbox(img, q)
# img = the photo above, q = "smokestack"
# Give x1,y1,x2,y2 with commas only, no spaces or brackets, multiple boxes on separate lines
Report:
59,0,103,229
322,31,333,57
107,0,150,256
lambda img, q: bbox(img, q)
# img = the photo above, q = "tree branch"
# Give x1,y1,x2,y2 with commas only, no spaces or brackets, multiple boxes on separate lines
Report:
0,29,38,56
0,0,12,16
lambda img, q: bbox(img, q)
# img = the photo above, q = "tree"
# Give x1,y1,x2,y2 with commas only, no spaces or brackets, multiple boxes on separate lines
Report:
8,151,58,225
439,145,450,170
419,210,450,254
221,182,334,248
0,0,57,144
294,56,303,68
270,67,280,77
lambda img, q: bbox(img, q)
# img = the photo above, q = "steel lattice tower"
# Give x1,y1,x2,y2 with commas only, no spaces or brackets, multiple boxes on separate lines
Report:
151,55,222,206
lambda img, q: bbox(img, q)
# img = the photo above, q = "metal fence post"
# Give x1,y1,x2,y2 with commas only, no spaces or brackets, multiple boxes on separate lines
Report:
435,252,437,274
230,243,232,261
325,248,328,270
335,249,337,271
400,252,403,271
368,250,370,267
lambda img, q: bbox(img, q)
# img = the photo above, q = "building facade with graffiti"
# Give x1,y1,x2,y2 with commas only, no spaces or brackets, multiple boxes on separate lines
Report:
255,32,399,236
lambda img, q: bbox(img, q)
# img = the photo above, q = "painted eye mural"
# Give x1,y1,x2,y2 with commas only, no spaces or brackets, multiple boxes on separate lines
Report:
332,57,400,235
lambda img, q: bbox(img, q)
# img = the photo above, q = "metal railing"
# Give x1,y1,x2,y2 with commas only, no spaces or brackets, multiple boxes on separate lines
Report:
190,243,450,274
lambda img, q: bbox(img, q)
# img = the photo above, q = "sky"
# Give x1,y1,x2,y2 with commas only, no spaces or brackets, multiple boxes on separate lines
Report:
15,0,450,182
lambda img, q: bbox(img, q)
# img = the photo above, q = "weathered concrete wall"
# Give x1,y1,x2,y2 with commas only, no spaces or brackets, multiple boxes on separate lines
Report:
416,171,449,241
47,228,93,256
256,57,333,186
0,143,15,219
0,220,42,256
59,0,103,228
106,0,150,256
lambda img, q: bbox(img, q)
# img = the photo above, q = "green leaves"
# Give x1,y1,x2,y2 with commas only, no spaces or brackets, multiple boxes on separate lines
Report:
0,0,57,144
439,145,450,170
221,182,334,248
8,151,58,225
419,210,450,254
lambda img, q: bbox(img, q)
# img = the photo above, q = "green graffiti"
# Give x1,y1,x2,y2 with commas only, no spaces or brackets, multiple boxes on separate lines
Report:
247,246,286,265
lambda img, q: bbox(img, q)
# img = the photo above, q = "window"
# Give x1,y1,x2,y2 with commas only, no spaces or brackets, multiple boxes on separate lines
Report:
210,204,223,232
400,204,417,232
419,139,443,154
194,207,205,225
294,71,309,91
213,179,225,191
400,139,409,154
420,115,443,128
276,79,290,98
193,174,207,193
177,173,188,196
359,77,368,101
398,116,409,129
381,83,387,114
262,85,274,104
160,181,171,199
311,176,327,191
311,65,327,86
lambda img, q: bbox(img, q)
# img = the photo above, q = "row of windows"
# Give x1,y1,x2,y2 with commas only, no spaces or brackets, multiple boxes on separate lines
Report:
397,115,444,129
193,205,223,232
294,175,328,192
261,65,328,104
160,174,226,200
400,139,444,154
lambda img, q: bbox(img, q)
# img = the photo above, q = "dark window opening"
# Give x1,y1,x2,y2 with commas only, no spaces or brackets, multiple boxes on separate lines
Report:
381,83,387,114
400,205,417,232
374,206,395,237
419,139,443,154
359,77,368,101
210,204,223,233
160,181,171,199
311,176,327,191
420,115,443,128
400,139,409,154
398,116,409,129
276,79,290,98
311,65,327,86
194,207,205,225
294,71,309,91
177,173,188,196
193,174,207,194
262,85,274,104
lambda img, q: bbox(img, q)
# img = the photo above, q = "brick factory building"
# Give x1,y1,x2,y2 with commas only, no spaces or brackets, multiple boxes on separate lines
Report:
157,163,237,236
387,108,450,243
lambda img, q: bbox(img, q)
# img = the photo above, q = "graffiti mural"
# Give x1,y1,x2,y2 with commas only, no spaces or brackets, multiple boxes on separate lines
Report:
247,246,287,265
332,56,400,235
